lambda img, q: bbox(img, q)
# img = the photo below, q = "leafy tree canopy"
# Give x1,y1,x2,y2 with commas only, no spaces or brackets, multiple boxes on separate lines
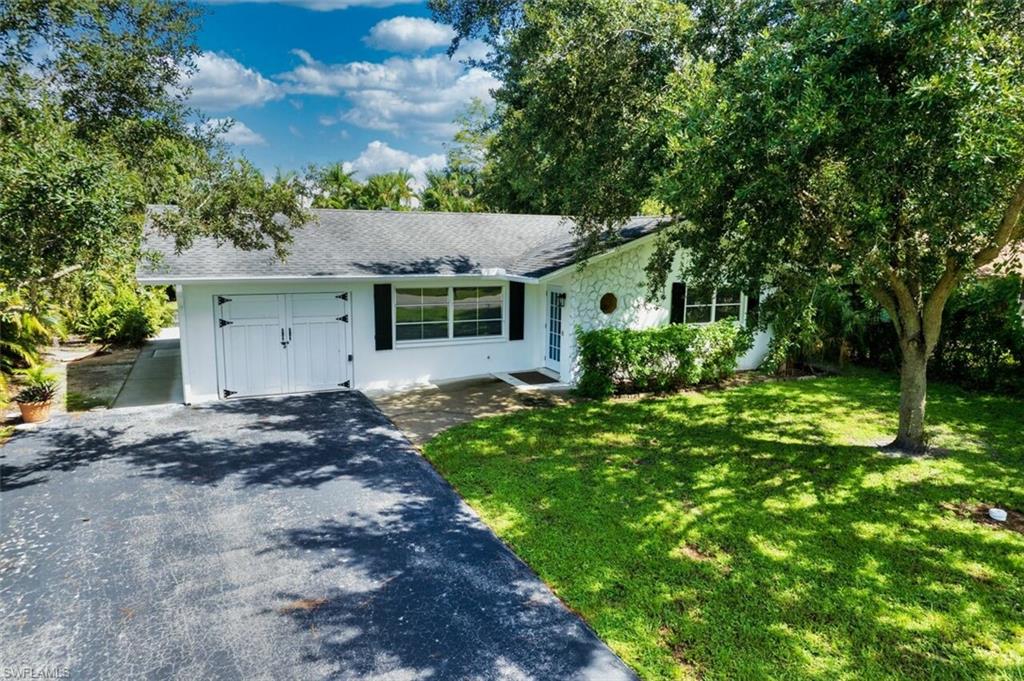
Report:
0,0,310,290
309,164,363,209
433,0,1024,450
0,99,138,289
420,100,491,212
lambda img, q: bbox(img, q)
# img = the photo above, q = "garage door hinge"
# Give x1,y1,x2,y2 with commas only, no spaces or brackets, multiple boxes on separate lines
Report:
219,318,233,327
339,380,351,388
336,314,349,322
348,354,353,362
223,389,237,398
336,292,349,300
217,296,232,305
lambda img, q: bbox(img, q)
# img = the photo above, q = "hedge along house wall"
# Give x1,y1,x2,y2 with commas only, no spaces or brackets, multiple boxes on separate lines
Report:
575,322,755,397
543,237,772,382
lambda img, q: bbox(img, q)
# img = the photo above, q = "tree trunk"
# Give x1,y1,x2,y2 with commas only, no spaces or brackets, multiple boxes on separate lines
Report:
893,342,929,453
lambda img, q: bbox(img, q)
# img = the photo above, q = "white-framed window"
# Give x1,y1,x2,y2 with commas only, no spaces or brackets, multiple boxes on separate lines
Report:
394,285,505,343
684,285,744,324
453,286,503,338
395,287,449,341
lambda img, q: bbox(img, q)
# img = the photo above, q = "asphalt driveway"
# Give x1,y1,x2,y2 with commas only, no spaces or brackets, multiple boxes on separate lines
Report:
0,392,635,681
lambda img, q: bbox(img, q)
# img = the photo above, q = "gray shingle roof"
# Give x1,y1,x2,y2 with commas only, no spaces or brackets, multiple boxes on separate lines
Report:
137,208,664,282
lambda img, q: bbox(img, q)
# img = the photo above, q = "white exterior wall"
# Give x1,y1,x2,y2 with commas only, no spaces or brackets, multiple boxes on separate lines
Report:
177,278,546,403
174,238,772,402
545,240,772,383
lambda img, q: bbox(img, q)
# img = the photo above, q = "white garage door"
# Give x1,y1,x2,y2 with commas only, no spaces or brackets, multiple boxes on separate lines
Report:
216,292,353,399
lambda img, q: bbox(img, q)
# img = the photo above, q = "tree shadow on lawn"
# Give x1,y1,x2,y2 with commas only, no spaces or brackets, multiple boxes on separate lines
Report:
423,374,1024,680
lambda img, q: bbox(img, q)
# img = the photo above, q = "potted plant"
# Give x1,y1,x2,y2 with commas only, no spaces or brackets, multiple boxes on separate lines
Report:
14,366,59,424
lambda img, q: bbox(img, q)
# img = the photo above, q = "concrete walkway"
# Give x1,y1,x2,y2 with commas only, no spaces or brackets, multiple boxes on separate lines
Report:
112,327,183,408
370,377,572,445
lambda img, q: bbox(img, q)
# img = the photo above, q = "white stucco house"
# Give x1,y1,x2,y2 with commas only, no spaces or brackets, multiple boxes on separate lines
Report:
138,208,771,403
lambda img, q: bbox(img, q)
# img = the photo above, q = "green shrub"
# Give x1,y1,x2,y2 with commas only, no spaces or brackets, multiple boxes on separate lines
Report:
694,321,755,382
757,283,899,373
576,321,754,398
931,275,1024,393
14,366,59,404
1,285,65,372
79,276,173,346
762,277,1023,394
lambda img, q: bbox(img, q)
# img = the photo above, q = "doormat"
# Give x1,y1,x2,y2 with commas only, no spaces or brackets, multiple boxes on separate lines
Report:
510,371,559,385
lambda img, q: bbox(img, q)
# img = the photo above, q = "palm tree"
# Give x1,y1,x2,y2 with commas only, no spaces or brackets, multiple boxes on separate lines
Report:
310,163,362,209
0,285,63,373
419,168,482,212
359,171,414,210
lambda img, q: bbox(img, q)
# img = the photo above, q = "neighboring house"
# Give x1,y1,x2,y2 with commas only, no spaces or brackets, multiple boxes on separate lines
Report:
138,208,772,403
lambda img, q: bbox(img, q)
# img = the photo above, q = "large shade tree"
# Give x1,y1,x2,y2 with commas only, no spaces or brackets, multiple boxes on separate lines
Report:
0,0,309,295
661,1,1024,451
432,0,1024,451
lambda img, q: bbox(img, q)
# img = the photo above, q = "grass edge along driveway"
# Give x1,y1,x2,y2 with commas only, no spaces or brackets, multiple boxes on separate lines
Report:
422,372,1024,680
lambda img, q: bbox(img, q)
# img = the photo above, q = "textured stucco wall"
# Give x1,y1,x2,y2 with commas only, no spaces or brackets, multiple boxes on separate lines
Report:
569,242,667,333
557,240,772,381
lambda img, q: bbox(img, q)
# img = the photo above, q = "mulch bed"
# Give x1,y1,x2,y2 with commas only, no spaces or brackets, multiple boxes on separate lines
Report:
942,502,1024,535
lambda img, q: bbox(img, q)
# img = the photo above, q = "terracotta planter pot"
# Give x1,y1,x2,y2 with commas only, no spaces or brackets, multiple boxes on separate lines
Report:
18,401,52,424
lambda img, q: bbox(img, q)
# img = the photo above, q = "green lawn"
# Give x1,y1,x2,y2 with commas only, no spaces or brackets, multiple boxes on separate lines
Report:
423,372,1024,680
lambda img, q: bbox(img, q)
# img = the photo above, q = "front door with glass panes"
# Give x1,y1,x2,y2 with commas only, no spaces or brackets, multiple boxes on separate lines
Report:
393,285,504,343
545,287,564,371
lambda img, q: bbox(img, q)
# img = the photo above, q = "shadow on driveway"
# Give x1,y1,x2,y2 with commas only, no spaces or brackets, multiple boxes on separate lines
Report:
0,392,634,680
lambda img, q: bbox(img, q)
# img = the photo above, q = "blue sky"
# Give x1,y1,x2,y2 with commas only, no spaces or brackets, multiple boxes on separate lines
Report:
185,0,497,184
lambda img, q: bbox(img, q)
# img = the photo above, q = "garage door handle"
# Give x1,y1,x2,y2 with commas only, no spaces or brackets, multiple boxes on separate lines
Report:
288,328,292,341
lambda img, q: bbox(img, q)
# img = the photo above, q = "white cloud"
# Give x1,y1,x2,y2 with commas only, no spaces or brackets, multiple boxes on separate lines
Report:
202,0,419,10
364,16,455,53
204,118,267,146
183,52,282,111
343,140,445,187
278,46,497,138
452,38,491,63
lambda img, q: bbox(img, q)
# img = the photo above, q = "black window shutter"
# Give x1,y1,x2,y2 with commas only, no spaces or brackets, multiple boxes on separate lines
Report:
509,282,525,341
373,284,393,350
670,282,687,324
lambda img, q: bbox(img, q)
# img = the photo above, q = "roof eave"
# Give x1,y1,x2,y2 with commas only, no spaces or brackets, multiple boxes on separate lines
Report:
535,230,662,282
137,272,541,286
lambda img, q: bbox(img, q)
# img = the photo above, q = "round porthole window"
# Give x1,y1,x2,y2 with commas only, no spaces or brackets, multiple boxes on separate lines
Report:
600,292,618,315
